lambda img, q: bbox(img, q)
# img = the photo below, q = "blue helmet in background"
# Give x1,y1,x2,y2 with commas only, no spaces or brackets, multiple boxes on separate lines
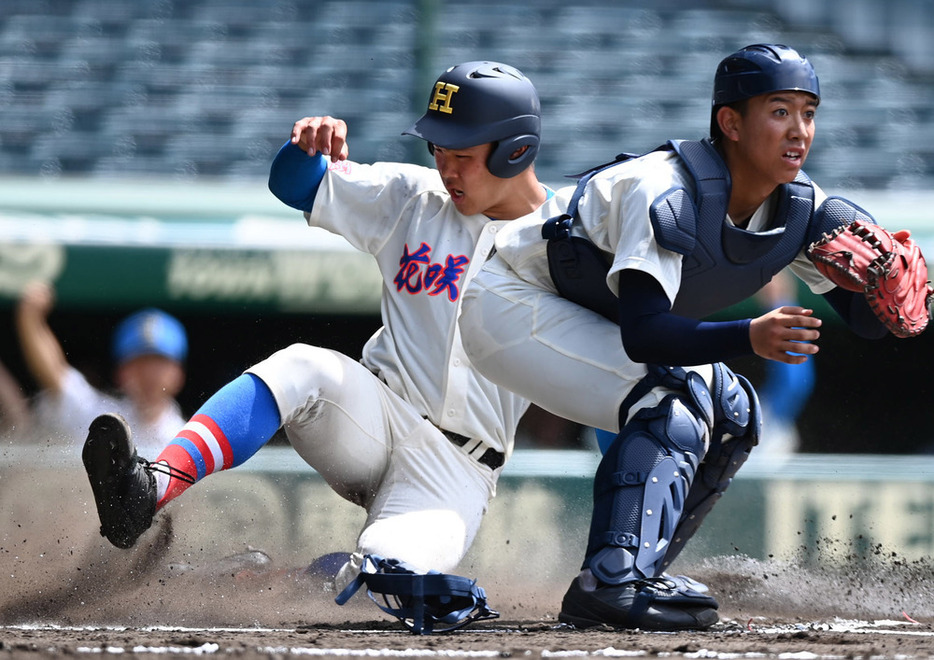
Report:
710,44,820,138
403,61,541,178
112,308,188,365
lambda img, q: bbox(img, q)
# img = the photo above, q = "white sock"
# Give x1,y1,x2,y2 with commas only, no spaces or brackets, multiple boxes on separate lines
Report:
578,568,598,591
153,462,170,502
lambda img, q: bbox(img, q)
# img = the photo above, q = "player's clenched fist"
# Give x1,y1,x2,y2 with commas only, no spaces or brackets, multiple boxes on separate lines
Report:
291,116,349,162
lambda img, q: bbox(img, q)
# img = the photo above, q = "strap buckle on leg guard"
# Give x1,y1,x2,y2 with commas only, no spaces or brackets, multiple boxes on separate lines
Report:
335,555,500,634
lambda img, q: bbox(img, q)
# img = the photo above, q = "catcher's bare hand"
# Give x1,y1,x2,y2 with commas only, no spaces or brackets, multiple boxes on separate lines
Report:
291,116,349,162
749,305,821,364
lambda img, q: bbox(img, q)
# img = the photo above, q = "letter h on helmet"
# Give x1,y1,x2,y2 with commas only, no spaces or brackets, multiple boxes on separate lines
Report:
403,61,541,178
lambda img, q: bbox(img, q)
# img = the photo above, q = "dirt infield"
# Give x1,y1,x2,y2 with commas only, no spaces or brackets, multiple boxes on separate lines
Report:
2,513,933,658
2,617,934,659
2,458,933,658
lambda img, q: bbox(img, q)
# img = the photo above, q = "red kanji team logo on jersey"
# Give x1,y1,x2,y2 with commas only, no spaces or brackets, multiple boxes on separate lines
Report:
327,161,353,175
393,242,469,301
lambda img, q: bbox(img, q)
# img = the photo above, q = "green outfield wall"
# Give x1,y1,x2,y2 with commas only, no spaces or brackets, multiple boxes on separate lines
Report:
2,178,934,316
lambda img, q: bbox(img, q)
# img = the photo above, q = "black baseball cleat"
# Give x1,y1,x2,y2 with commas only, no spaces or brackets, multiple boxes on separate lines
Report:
558,575,719,631
82,413,157,549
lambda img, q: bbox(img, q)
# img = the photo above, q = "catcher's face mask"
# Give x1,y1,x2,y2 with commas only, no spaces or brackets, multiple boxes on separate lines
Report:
335,554,499,634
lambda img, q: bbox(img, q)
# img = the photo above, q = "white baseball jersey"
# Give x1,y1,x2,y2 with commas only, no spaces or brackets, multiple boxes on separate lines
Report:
495,149,833,304
460,149,832,433
305,159,573,455
248,158,570,577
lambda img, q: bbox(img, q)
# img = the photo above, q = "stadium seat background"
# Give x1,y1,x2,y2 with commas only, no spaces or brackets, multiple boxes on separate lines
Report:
1,0,932,190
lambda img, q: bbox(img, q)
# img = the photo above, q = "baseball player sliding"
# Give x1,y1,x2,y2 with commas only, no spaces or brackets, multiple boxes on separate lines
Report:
459,44,931,631
80,61,575,634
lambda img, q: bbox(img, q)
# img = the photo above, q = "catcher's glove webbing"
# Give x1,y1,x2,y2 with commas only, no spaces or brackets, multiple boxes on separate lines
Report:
807,218,933,338
335,555,499,634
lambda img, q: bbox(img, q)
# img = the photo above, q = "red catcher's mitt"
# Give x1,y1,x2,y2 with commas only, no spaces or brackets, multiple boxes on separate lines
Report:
807,219,933,338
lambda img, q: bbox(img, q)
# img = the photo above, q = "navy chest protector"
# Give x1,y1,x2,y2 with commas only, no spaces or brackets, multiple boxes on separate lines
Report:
544,139,830,321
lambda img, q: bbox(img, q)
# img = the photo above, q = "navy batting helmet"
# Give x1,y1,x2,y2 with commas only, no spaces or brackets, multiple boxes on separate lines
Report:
710,44,820,137
403,61,541,178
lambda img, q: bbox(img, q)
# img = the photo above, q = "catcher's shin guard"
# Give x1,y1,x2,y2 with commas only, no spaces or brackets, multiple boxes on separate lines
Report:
335,555,499,635
662,363,760,569
585,366,713,585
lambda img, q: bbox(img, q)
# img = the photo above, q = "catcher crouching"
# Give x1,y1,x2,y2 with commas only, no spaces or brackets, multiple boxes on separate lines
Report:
456,43,933,634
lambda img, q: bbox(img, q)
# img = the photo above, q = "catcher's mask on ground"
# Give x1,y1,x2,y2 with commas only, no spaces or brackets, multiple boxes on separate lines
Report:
335,554,499,634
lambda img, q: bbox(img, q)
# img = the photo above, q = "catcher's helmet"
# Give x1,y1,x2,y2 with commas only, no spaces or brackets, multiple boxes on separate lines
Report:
403,61,540,178
710,44,820,137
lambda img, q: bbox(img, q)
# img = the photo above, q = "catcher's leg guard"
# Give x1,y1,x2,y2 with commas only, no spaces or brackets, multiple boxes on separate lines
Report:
662,362,760,569
585,366,713,585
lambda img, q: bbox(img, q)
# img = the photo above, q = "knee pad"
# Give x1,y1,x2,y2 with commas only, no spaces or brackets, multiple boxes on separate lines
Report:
662,363,761,569
586,368,713,585
335,555,499,634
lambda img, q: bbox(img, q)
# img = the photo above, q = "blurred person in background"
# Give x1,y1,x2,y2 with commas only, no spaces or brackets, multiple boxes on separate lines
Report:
15,280,187,456
754,271,816,456
0,357,31,438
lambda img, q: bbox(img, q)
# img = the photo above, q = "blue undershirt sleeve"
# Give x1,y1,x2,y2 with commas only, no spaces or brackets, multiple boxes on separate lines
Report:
267,141,328,212
616,269,753,365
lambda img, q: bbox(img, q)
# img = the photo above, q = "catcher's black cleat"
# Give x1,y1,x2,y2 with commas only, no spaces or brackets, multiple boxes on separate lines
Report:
82,413,157,549
558,575,719,631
